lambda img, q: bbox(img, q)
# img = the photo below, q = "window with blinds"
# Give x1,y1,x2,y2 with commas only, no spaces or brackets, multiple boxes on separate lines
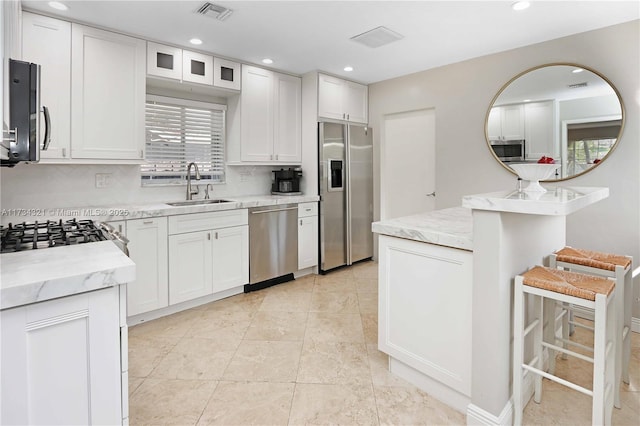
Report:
142,95,226,185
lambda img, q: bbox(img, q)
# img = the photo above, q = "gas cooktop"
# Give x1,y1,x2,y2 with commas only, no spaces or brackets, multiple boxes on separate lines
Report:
0,219,108,253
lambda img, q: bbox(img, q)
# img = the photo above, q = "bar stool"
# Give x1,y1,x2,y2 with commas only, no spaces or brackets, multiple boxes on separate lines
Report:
549,246,632,408
513,266,616,426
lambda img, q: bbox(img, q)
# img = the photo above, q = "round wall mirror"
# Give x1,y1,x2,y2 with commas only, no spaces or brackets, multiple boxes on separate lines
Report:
485,63,624,181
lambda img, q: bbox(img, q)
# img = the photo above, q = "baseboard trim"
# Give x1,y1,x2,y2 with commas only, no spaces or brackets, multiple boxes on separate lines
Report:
466,400,512,426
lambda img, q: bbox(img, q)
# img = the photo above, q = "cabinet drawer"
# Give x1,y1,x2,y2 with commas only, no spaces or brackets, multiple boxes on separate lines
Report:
168,209,248,234
298,202,317,218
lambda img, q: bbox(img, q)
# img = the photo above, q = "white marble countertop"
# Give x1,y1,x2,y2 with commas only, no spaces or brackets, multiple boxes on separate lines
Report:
372,207,473,251
461,186,609,216
0,241,135,310
1,194,320,224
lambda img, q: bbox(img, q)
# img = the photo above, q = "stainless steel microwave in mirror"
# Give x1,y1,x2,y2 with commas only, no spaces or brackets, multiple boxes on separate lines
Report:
485,63,624,181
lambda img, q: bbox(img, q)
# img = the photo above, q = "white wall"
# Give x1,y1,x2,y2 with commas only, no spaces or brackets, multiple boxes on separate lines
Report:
369,20,640,317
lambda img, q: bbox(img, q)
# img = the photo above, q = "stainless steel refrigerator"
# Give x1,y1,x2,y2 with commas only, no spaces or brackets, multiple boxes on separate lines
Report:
318,121,373,272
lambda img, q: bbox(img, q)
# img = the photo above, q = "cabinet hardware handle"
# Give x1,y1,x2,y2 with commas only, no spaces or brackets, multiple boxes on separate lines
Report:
118,224,123,233
342,113,346,119
140,150,144,158
300,219,303,226
426,192,436,197
347,114,350,120
143,220,153,225
207,233,211,240
62,148,67,157
215,232,218,239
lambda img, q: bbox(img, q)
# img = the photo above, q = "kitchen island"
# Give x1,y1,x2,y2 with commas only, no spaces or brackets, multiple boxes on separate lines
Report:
1,241,135,425
372,187,609,425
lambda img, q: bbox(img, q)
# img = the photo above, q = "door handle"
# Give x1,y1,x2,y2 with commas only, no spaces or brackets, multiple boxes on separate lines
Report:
426,192,436,197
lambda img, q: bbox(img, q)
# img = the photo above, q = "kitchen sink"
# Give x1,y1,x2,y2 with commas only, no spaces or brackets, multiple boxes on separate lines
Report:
165,199,234,207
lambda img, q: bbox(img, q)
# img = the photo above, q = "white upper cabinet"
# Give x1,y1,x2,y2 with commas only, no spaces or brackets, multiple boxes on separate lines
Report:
240,65,302,163
22,12,71,160
318,73,368,124
147,42,240,89
274,72,302,163
487,104,525,141
147,42,182,80
525,101,556,159
213,57,241,90
182,50,213,85
71,24,145,160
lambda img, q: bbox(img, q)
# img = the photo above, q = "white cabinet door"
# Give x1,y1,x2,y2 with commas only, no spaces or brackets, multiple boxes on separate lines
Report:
182,50,213,85
274,72,302,163
487,107,502,141
298,216,318,269
500,104,525,140
318,73,345,121
343,80,368,124
169,231,213,304
211,225,249,293
1,287,122,425
71,24,145,160
147,42,182,80
241,65,274,161
378,235,472,397
213,57,241,90
22,12,71,160
487,105,525,141
318,74,368,123
525,101,556,159
126,217,169,316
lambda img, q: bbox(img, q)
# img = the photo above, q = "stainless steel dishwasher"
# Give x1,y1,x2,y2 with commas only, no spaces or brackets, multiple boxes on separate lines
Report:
247,203,298,288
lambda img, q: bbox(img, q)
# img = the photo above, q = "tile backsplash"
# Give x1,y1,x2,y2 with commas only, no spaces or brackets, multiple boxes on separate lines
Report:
0,163,275,211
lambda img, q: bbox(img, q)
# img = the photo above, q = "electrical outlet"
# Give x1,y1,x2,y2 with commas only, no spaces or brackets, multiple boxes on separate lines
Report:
95,173,113,188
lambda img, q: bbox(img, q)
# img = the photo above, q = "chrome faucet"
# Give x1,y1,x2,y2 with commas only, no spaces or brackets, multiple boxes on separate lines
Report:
186,162,201,200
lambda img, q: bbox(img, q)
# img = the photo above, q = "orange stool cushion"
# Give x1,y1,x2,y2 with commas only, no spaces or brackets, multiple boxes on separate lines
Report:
555,246,631,271
522,266,614,301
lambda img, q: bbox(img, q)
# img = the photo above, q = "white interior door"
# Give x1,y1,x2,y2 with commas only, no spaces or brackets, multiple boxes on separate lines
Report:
381,108,436,219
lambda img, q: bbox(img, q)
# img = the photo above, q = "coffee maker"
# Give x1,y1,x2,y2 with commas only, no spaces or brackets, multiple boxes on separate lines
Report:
271,168,303,195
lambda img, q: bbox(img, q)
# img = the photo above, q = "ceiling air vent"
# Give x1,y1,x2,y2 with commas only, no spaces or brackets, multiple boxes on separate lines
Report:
196,2,233,21
568,82,588,89
350,26,404,48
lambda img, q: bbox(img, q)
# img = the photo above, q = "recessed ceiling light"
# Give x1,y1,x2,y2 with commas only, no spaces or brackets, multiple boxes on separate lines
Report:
189,38,203,45
523,99,531,102
344,66,354,72
48,1,68,10
262,58,273,65
511,1,530,11
572,68,584,73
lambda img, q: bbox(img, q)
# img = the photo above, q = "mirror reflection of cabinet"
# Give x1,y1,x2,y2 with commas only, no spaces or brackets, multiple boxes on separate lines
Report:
485,64,624,181
525,101,556,159
487,104,524,141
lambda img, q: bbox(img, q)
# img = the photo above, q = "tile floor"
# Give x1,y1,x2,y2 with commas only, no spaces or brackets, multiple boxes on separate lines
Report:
128,261,639,425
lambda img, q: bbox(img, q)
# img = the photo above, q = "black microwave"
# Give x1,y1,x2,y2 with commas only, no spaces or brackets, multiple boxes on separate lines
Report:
490,139,525,162
2,59,50,167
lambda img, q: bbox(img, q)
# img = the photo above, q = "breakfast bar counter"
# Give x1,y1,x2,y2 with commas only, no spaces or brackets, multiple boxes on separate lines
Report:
372,186,609,424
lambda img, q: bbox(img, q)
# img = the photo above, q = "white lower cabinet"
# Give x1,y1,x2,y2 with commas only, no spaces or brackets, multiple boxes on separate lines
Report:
169,230,214,304
378,234,472,398
298,202,318,269
211,225,249,293
168,210,249,305
126,217,169,316
1,286,126,425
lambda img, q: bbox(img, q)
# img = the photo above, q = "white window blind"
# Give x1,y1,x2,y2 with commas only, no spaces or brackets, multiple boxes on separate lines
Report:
142,95,226,185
